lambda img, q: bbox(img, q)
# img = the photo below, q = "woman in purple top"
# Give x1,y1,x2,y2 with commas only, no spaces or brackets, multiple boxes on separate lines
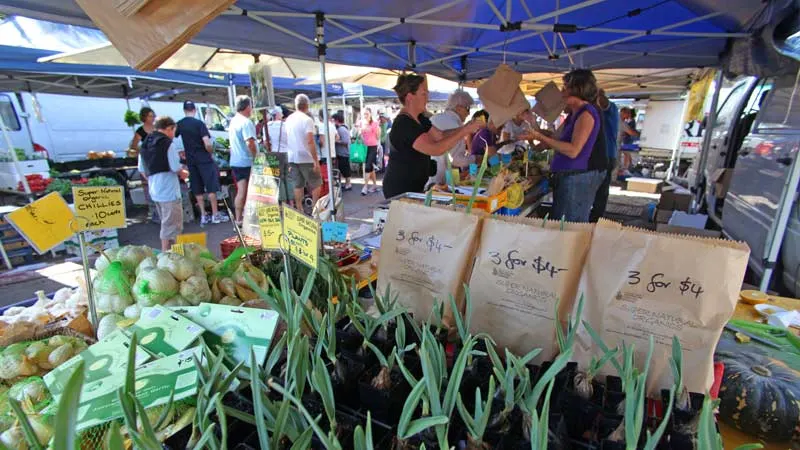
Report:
469,110,503,166
530,69,606,222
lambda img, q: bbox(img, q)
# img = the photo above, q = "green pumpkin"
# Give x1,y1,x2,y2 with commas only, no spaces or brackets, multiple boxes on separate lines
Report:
715,334,800,442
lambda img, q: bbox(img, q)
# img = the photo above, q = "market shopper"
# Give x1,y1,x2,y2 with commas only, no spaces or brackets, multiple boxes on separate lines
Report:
429,90,475,186
383,74,484,199
228,95,258,226
138,116,187,252
528,69,605,222
620,107,639,145
360,108,381,195
177,101,228,225
285,94,322,211
501,110,535,154
470,110,502,165
333,113,353,191
129,106,155,150
267,107,288,152
590,89,620,222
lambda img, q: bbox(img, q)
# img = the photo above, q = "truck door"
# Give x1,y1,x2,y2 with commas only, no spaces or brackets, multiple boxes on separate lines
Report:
0,94,33,154
199,106,229,142
725,74,800,294
703,78,757,210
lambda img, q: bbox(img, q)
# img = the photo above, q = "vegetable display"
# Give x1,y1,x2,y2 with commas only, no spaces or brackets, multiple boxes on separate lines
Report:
715,331,800,442
0,244,768,449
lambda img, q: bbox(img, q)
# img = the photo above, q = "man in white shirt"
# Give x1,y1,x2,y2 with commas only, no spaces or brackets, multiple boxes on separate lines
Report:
500,111,535,154
267,107,288,152
284,94,322,210
429,90,474,186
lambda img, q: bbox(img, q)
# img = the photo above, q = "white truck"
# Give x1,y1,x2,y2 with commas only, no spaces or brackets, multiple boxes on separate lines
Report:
634,97,697,178
1,91,230,161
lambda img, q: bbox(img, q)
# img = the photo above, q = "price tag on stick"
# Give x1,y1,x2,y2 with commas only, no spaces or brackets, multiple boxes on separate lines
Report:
258,205,282,250
5,192,76,254
282,206,320,269
322,221,348,243
72,186,127,231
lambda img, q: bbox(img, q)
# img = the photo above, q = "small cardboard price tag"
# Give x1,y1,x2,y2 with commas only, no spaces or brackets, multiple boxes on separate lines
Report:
5,192,76,254
72,186,127,231
322,221,348,243
283,206,319,268
258,205,282,250
177,232,207,247
469,163,478,177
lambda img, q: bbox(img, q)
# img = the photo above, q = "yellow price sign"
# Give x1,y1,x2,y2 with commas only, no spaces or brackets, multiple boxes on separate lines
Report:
170,244,185,255
282,206,319,269
5,192,76,254
177,232,207,247
258,205,282,250
72,186,127,231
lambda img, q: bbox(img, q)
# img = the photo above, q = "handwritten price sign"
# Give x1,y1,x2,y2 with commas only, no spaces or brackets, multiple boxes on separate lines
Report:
5,192,76,254
258,205,282,250
73,186,127,231
487,249,567,279
627,271,705,299
283,206,319,268
395,229,453,254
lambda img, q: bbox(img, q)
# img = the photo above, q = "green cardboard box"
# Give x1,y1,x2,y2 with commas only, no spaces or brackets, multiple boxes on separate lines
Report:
75,347,200,431
129,305,205,357
43,329,151,400
173,304,279,367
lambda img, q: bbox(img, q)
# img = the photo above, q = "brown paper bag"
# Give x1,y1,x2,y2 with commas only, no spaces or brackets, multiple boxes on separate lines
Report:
480,87,530,130
377,201,482,327
468,216,593,362
574,219,750,396
477,64,523,108
532,81,567,124
76,0,235,70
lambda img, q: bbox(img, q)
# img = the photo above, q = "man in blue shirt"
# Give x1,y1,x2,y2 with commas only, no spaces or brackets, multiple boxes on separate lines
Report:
590,89,620,222
177,101,228,226
228,96,257,225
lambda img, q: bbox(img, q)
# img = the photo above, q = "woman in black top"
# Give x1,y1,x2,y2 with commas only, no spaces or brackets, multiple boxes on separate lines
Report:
129,107,155,150
383,74,483,199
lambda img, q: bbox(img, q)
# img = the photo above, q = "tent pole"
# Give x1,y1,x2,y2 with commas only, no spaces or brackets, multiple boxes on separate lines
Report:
693,69,723,211
759,149,800,292
360,87,365,182
227,75,236,111
317,13,337,220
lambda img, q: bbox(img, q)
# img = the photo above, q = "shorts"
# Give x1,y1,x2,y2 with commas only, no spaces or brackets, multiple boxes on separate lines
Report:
365,146,378,173
231,166,252,183
154,200,183,241
336,156,352,178
288,163,323,190
188,163,221,195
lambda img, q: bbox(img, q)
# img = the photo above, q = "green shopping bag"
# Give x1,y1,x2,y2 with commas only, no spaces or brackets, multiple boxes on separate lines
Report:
350,137,367,164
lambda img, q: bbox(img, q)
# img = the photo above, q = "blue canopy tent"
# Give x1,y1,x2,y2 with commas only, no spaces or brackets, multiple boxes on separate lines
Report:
0,1,787,81
1,0,795,241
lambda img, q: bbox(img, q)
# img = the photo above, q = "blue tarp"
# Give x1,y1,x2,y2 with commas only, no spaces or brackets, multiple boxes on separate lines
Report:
0,0,786,81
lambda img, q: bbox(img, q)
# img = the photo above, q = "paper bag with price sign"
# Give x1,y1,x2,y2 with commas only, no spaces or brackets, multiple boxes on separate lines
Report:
574,219,750,396
378,200,482,329
282,206,319,269
241,152,288,241
468,216,593,363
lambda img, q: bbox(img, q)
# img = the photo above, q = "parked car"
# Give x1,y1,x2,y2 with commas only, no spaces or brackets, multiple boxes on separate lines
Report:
699,73,800,294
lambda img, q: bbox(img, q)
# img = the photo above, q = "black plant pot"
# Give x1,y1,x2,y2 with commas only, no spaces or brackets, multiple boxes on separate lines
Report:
562,390,602,441
329,356,366,409
357,365,409,423
336,317,362,352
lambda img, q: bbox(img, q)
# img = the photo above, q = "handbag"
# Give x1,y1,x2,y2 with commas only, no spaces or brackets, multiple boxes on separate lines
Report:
351,137,367,164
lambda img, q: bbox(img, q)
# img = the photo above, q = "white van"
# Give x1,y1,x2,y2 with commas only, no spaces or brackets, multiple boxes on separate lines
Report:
1,92,230,162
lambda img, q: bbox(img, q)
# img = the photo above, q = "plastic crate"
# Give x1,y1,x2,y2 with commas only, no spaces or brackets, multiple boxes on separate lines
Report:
220,235,261,259
452,189,507,213
496,206,522,216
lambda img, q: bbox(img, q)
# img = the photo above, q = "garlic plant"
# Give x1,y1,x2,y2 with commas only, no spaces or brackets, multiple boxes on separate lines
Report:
456,375,497,449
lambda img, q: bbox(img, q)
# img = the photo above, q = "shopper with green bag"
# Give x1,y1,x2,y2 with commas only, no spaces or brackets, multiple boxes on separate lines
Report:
350,136,367,164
